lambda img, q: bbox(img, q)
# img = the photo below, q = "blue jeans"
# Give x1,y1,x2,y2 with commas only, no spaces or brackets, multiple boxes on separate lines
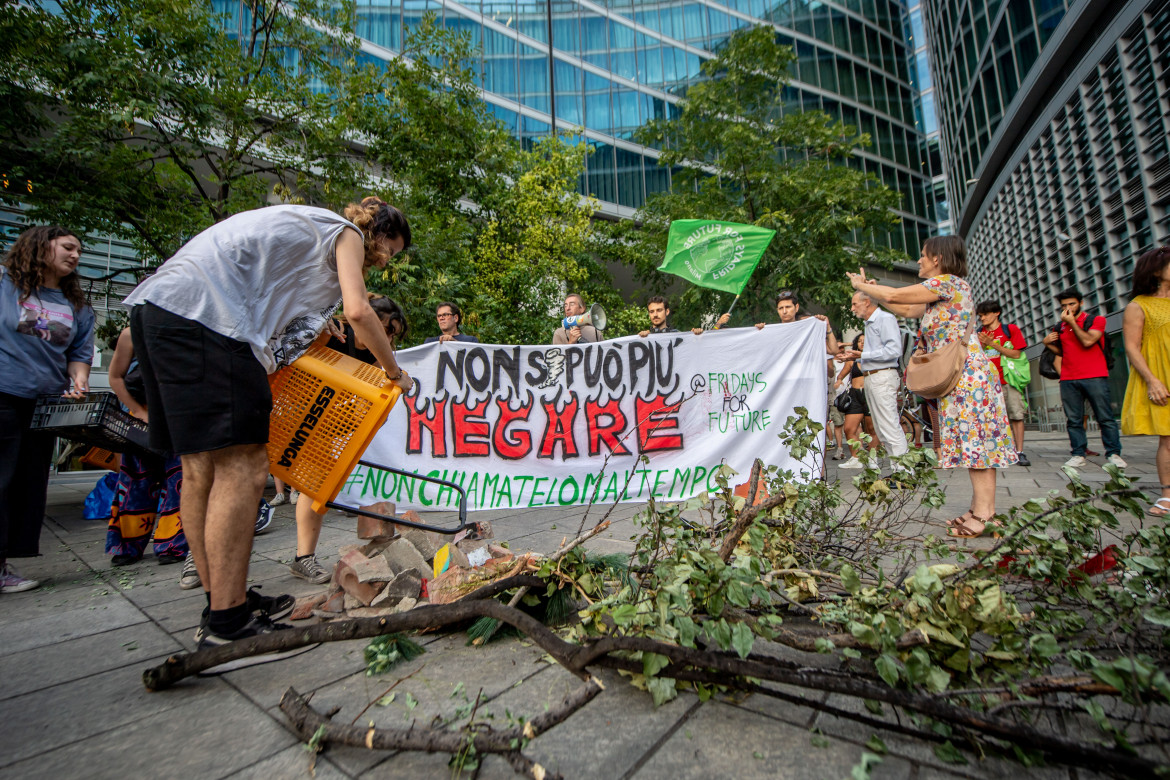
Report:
1060,377,1122,456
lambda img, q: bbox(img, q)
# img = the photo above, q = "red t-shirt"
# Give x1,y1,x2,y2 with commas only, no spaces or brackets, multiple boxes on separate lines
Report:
980,323,1026,385
1059,312,1108,380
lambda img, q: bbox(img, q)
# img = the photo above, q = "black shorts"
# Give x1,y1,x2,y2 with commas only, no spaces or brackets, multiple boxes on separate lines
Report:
130,303,272,455
841,388,869,416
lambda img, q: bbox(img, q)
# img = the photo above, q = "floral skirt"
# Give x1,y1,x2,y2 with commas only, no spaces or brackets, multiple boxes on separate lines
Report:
937,348,1019,469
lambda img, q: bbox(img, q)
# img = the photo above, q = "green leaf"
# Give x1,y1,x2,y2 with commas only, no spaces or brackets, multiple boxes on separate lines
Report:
865,735,888,754
642,652,670,678
1143,606,1170,627
924,666,951,694
610,604,638,626
646,675,678,707
1127,555,1161,572
863,699,884,715
875,654,900,688
840,564,861,594
726,579,752,608
730,621,755,659
932,741,968,765
851,752,883,780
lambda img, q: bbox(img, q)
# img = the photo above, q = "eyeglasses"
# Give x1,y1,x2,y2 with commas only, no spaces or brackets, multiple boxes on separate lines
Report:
436,313,454,319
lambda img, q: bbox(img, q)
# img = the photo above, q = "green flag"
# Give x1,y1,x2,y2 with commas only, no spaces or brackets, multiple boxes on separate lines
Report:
658,220,775,295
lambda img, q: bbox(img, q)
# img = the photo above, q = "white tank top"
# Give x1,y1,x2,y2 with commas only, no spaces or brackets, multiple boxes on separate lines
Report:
124,205,360,373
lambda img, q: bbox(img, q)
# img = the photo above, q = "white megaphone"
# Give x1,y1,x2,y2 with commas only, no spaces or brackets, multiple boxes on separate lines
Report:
562,303,607,331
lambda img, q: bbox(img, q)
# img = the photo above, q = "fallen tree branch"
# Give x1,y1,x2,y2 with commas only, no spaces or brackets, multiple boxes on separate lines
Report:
144,592,1162,778
280,678,603,780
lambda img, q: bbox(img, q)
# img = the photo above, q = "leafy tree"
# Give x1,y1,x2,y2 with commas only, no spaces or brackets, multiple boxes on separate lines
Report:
1,0,637,345
611,25,906,329
0,0,504,263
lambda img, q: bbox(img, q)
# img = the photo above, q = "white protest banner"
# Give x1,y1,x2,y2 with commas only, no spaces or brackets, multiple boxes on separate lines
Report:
337,318,828,512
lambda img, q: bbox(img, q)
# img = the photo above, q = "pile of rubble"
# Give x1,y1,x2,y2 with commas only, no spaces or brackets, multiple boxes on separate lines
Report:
289,503,536,621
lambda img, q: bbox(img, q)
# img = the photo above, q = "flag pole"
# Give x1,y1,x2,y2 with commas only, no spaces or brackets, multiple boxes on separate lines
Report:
715,293,740,329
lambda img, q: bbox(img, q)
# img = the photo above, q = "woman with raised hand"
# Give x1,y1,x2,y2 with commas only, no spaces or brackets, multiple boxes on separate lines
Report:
1,226,95,593
847,236,1016,537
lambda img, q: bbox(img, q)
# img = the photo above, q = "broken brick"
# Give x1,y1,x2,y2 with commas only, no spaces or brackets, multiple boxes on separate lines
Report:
289,593,329,621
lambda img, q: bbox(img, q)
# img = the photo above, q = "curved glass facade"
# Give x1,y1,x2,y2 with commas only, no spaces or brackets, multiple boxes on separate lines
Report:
354,0,936,255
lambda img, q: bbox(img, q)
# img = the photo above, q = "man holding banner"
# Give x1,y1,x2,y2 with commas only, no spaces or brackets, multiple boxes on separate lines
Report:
338,216,835,513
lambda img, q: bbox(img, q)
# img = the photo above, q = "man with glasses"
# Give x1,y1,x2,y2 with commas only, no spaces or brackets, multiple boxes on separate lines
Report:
840,290,908,463
553,293,602,345
424,301,478,344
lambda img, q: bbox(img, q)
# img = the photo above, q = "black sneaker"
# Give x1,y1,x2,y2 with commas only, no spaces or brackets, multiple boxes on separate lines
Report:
192,586,295,643
254,500,274,535
247,585,295,621
1016,452,1031,467
195,614,317,675
111,553,142,567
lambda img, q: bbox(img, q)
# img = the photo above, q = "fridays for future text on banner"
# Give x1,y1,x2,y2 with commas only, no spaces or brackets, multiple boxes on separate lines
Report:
337,318,828,513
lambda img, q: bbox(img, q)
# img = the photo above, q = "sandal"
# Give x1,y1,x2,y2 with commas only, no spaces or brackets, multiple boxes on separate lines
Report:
1149,498,1170,517
946,510,976,529
948,514,1001,538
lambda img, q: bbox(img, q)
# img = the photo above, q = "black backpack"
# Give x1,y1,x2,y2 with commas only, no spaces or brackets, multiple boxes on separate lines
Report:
1042,313,1114,379
1080,310,1115,371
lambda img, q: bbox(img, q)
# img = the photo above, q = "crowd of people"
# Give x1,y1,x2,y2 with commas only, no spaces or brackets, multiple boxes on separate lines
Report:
3,199,1169,671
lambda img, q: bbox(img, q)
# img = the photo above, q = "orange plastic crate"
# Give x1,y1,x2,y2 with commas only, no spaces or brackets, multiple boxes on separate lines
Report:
267,344,402,514
80,446,121,470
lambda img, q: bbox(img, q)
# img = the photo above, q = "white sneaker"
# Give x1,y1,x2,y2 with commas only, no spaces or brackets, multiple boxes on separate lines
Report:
289,489,300,503
1064,455,1087,468
838,457,863,469
1107,454,1128,469
269,492,289,506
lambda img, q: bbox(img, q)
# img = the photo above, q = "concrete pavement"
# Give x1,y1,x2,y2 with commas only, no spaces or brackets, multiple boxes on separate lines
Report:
0,430,1158,779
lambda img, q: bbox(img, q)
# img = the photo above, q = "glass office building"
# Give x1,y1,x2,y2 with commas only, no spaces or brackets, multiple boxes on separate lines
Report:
922,0,1170,424
351,0,936,255
905,0,950,234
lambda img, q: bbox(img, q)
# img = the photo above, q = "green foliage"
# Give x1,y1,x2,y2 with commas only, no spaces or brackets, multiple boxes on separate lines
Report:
520,408,1170,766
364,633,425,675
2,0,394,259
607,25,905,329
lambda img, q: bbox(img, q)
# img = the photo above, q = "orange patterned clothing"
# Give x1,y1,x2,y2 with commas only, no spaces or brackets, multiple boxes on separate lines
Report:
1122,296,1170,436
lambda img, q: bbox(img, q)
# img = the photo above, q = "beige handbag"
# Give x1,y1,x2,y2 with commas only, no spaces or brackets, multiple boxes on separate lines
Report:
905,316,976,400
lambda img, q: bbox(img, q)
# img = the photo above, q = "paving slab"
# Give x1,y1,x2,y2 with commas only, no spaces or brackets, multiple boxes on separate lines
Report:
0,595,147,655
225,745,351,780
632,698,913,780
0,681,295,780
223,637,369,705
0,621,182,701
516,667,701,780
0,655,223,768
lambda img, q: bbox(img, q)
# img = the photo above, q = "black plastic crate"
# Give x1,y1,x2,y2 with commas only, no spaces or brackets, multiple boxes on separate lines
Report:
31,392,154,456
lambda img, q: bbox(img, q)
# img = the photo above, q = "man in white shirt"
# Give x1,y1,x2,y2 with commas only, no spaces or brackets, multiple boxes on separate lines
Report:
840,290,907,462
